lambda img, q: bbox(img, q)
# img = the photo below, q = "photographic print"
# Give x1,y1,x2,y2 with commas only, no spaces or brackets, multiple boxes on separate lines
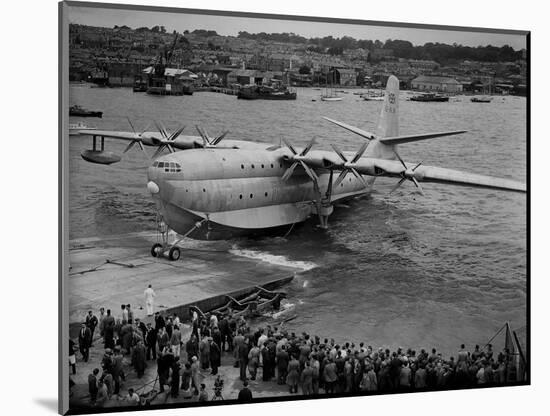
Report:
59,1,529,414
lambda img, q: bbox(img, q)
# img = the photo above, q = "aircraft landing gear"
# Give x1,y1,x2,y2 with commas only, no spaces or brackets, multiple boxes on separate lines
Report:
151,216,208,261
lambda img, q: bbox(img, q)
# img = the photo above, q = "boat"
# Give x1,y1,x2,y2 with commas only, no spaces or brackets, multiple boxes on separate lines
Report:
237,85,297,100
189,285,288,319
409,93,449,102
471,96,493,103
69,105,103,117
321,73,343,101
69,121,96,135
362,90,385,101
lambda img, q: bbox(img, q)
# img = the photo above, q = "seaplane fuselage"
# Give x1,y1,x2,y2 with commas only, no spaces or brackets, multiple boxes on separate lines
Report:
147,147,373,239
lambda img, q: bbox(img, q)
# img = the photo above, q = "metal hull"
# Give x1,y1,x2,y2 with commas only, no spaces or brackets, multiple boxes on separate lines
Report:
156,187,371,240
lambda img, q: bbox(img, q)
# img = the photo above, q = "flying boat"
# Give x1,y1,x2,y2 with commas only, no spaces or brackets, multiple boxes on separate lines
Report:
76,75,526,261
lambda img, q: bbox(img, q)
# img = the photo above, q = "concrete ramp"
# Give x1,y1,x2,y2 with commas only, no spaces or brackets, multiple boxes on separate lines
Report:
68,232,299,324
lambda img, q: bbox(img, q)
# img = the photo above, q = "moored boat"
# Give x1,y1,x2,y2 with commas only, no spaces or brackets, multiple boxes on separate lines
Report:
69,105,103,118
237,85,297,100
471,96,493,103
410,93,449,102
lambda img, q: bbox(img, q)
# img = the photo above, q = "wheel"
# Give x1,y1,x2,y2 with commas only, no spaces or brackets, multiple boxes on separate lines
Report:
168,246,181,261
151,243,163,257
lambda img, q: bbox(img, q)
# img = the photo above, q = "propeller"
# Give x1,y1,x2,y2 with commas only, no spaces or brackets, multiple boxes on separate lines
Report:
330,143,369,188
151,121,186,159
123,117,149,157
281,138,318,183
389,149,424,195
195,125,230,147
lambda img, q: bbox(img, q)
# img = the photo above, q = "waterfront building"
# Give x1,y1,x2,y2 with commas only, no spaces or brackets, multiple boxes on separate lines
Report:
411,75,463,92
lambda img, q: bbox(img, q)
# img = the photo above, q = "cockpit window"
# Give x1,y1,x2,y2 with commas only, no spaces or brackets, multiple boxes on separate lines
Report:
152,161,159,167
158,162,164,168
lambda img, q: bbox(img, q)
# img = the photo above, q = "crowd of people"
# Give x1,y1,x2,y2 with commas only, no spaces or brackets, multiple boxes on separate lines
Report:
70,294,522,408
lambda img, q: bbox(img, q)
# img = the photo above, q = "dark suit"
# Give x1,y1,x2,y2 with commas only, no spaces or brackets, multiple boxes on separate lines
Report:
85,314,98,342
145,328,157,360
237,387,253,402
78,327,92,362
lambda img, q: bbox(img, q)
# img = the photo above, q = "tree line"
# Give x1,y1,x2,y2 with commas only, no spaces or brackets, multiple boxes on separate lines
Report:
237,31,523,63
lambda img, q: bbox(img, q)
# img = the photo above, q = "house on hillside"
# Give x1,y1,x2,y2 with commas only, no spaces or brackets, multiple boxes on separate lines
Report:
411,75,463,92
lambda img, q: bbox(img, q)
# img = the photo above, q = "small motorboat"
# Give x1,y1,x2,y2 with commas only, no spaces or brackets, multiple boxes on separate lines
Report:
409,93,449,102
471,96,493,103
69,105,103,118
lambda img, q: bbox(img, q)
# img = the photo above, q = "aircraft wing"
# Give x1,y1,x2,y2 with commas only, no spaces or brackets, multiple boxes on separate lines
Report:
365,159,526,193
77,129,149,141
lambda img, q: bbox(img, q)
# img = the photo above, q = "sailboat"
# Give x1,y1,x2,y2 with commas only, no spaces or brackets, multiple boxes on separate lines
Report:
321,71,343,102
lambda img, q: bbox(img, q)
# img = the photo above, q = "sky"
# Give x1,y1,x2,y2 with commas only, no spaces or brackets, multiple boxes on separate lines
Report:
68,5,527,50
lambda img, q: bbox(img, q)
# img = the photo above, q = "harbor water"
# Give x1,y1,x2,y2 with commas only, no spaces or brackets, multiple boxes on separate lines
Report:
68,84,527,356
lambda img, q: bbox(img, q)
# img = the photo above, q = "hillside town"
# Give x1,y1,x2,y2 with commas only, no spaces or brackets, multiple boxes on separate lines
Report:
69,24,527,95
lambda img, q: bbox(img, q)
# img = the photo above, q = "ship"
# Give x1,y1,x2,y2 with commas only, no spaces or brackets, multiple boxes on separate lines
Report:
69,105,103,118
409,93,449,102
237,85,296,100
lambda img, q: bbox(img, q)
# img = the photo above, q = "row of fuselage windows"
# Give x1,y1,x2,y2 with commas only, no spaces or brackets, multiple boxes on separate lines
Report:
153,161,283,173
153,161,182,173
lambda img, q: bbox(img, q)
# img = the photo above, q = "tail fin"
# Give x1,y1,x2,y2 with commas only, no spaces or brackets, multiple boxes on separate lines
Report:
377,75,399,138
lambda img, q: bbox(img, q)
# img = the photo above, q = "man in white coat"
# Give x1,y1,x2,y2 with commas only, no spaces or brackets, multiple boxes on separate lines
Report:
144,284,156,316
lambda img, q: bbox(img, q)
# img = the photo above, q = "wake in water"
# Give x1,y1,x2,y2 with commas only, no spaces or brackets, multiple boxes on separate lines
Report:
228,245,318,271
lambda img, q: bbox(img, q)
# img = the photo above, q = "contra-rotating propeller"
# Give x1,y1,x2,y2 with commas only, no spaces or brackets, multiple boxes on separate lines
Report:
281,138,319,184
330,142,369,188
151,121,186,159
389,149,424,195
195,125,230,148
123,117,150,157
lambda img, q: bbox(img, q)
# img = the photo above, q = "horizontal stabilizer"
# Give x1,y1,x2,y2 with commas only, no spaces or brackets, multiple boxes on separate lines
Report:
379,130,467,145
322,117,377,140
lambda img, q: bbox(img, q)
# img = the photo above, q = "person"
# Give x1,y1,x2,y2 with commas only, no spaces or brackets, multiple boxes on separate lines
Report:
78,323,92,362
154,312,165,332
237,380,253,402
286,355,300,394
157,327,169,353
126,388,140,406
238,338,249,381
98,307,106,337
198,383,208,402
181,362,193,398
186,334,199,364
132,340,147,378
88,368,99,404
210,338,221,375
157,349,173,393
276,344,289,385
301,361,314,395
112,347,124,395
69,339,76,375
86,311,99,344
145,323,157,361
170,325,182,358
190,356,201,395
96,380,109,407
171,357,181,398
323,358,338,394
126,304,134,324
399,362,412,391
248,344,260,380
144,285,156,316
121,304,128,324
102,309,115,349
199,335,211,370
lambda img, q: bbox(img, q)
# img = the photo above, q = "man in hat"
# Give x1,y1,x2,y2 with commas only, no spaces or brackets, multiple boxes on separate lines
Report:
237,380,253,402
102,309,115,350
88,368,99,404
